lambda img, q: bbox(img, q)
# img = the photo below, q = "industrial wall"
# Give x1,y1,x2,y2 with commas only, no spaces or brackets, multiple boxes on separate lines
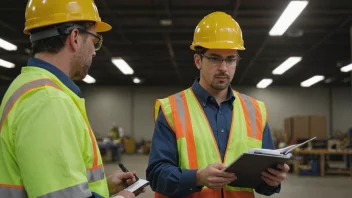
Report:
77,85,352,141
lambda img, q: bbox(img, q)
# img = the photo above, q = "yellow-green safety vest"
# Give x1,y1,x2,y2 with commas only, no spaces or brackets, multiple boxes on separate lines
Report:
0,66,109,197
153,88,267,198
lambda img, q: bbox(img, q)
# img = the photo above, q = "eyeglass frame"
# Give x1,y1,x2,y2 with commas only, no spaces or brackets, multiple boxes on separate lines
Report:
76,28,103,51
29,22,103,51
199,53,241,68
56,23,103,51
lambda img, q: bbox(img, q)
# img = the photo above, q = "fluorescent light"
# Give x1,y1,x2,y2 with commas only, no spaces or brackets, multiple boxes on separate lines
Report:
0,59,15,68
272,57,302,75
83,74,96,84
111,57,134,75
340,63,352,72
301,75,325,87
256,78,273,89
133,77,141,84
269,1,308,36
160,19,172,26
0,38,17,51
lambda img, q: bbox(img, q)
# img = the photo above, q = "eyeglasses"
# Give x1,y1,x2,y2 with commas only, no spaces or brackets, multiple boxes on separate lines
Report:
78,29,103,51
200,53,241,68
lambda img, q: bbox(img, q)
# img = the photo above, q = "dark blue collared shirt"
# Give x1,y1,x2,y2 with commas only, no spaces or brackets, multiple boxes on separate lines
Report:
27,57,81,97
146,79,280,198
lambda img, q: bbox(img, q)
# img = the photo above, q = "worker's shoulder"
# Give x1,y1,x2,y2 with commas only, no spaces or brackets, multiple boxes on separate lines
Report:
156,87,192,100
233,89,266,104
3,75,73,107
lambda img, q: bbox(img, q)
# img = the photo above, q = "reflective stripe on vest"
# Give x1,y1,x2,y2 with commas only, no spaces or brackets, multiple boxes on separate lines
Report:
154,88,266,198
0,79,61,131
235,91,267,140
0,184,27,198
0,78,104,197
37,183,92,198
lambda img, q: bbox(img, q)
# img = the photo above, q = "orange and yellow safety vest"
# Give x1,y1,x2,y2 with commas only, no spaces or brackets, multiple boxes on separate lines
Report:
153,88,268,198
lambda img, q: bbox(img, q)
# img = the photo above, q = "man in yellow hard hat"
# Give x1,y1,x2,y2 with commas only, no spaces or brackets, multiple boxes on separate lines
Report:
0,0,143,197
146,11,290,198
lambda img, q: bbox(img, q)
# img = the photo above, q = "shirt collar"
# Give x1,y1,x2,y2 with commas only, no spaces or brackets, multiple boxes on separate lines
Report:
27,57,81,97
191,78,235,107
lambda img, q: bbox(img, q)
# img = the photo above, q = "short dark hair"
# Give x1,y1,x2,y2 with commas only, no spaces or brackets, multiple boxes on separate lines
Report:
194,46,208,60
30,21,96,55
194,46,208,55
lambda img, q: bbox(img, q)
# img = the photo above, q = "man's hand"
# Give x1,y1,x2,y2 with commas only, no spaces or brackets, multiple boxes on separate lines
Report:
107,170,137,195
114,190,136,198
261,163,290,187
196,163,236,190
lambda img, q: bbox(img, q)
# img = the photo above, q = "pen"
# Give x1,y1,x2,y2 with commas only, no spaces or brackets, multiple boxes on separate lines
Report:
118,163,139,180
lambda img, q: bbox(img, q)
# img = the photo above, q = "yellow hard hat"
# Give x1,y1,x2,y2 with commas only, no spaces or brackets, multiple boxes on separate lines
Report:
24,0,112,34
190,11,245,50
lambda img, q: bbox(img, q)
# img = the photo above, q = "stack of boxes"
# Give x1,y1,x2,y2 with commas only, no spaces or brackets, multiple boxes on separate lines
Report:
284,115,327,143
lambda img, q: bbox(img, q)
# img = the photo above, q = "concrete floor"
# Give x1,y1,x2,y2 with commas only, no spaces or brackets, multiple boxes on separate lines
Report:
104,154,352,198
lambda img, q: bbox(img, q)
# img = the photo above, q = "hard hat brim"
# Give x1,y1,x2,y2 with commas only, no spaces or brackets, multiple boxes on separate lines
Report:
24,20,112,35
190,42,245,51
96,21,112,33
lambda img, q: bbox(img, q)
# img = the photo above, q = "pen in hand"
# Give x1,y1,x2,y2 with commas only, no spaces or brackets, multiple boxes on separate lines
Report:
119,163,139,181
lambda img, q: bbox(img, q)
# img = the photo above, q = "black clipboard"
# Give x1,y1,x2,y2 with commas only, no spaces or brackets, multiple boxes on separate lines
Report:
223,137,317,189
223,153,291,189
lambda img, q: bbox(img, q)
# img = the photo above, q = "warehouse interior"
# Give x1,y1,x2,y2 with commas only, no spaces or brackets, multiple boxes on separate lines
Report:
0,0,352,197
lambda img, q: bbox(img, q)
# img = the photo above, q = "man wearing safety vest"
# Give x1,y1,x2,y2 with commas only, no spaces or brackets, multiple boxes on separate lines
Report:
0,1,143,198
146,11,290,198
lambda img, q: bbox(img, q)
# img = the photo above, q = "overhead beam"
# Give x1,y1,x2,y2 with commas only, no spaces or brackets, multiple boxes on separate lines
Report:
302,16,352,58
97,8,352,16
232,0,241,18
350,25,352,95
99,0,131,43
1,7,351,16
0,19,19,33
160,0,183,82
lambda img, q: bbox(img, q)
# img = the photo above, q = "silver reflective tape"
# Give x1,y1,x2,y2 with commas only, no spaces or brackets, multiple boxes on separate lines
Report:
240,94,256,138
0,79,61,130
0,186,28,198
87,167,105,183
174,92,186,136
38,182,92,198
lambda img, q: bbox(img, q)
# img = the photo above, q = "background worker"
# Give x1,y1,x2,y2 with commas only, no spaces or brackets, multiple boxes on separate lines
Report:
0,0,142,197
146,11,290,198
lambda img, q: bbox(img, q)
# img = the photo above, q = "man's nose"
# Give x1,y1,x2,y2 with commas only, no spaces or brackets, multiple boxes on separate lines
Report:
218,60,228,71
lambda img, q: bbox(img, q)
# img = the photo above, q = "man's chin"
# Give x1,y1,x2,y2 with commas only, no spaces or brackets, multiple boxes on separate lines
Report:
211,83,229,90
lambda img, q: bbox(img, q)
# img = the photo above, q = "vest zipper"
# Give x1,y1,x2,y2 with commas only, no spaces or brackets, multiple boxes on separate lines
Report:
221,188,224,198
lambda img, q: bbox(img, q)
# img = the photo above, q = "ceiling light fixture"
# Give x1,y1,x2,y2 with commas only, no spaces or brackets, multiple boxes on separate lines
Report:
111,57,134,75
300,75,325,87
340,63,352,72
256,78,273,89
133,77,141,84
0,38,17,51
83,74,96,84
160,19,172,26
272,57,302,75
269,0,308,36
0,59,15,68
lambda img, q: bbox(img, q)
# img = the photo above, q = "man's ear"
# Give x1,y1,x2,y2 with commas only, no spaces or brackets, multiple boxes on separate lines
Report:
68,29,80,52
194,54,202,70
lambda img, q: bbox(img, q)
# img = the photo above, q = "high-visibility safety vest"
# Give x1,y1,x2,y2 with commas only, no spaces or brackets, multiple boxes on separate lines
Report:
0,67,109,198
153,88,267,198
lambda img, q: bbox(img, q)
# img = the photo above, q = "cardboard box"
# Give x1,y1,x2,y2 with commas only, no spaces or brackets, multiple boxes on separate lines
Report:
291,116,310,139
284,115,327,142
309,115,327,139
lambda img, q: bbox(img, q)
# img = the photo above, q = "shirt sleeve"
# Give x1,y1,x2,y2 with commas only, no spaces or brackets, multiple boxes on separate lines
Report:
255,122,281,196
146,109,203,197
14,96,97,198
